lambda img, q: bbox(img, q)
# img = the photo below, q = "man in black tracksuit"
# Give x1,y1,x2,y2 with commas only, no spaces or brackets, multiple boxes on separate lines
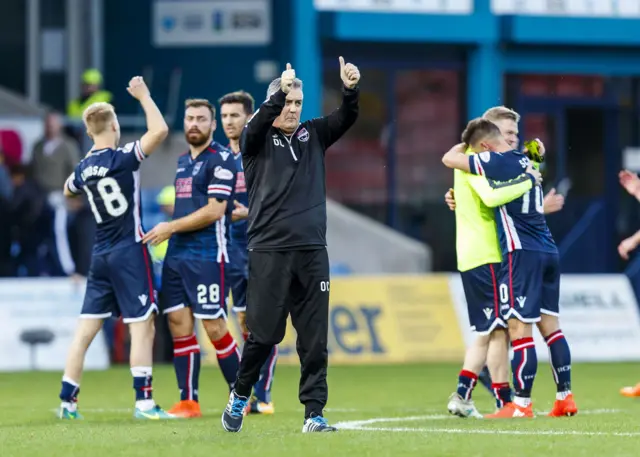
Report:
222,58,360,433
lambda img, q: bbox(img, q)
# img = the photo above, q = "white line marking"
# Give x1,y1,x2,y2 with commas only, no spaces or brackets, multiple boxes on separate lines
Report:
338,426,640,437
335,409,629,436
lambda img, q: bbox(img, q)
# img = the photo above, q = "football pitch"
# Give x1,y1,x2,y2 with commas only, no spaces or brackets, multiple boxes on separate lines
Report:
2,362,640,456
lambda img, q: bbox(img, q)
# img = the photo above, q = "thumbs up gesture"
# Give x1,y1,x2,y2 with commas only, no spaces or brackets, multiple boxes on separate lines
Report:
339,56,360,89
281,63,296,94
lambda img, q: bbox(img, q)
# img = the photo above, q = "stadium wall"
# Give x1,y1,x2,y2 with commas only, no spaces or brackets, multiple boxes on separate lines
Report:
1,273,640,371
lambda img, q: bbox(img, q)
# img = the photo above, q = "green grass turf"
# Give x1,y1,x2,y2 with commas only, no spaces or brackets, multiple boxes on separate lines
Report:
1,362,640,456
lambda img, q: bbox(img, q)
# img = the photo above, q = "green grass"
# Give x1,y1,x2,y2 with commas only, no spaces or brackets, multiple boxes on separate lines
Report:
1,362,640,456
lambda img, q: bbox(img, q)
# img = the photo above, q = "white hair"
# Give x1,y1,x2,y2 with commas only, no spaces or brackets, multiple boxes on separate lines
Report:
266,78,303,99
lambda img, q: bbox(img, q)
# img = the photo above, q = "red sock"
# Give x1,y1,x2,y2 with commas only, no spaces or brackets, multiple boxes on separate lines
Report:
211,332,240,390
172,334,200,401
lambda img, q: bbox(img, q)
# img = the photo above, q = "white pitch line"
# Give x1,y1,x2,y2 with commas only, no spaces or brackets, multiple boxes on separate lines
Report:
337,426,640,437
335,409,629,436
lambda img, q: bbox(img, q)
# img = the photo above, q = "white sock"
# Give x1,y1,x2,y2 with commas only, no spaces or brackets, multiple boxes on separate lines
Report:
62,375,80,387
514,396,531,408
136,399,156,411
61,401,77,412
130,366,152,378
556,390,571,400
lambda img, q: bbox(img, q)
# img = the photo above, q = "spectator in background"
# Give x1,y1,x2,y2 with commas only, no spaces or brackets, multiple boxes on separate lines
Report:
67,69,113,120
8,164,47,276
149,185,176,267
0,151,13,276
149,185,176,363
30,111,82,276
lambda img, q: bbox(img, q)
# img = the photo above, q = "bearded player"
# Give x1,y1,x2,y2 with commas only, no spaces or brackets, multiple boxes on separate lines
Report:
219,90,279,415
143,99,241,418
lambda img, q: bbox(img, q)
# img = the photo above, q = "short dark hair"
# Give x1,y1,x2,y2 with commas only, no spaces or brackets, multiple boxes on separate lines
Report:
185,98,216,119
461,118,501,147
218,91,255,115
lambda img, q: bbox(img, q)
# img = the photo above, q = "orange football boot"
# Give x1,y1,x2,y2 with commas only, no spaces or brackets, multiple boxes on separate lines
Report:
485,402,534,418
548,394,578,417
620,383,640,397
168,400,202,418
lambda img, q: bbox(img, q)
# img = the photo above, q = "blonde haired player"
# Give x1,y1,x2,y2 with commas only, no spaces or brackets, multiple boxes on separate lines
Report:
444,107,569,414
443,117,577,418
58,76,173,419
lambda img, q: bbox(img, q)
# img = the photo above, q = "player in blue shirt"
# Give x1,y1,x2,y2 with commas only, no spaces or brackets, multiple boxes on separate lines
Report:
443,118,577,418
219,91,278,416
58,76,173,420
143,98,240,418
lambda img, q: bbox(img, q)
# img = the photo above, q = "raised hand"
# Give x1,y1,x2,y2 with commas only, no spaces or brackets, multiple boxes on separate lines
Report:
619,236,639,260
127,76,150,100
281,63,296,94
339,56,360,89
620,170,640,198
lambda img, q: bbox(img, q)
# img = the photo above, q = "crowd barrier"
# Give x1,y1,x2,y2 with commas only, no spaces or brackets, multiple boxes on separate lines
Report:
2,273,640,371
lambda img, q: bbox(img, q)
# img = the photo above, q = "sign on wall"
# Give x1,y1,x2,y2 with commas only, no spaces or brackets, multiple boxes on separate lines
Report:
153,0,271,47
492,0,640,17
200,275,466,365
451,273,640,362
314,0,473,14
0,279,110,372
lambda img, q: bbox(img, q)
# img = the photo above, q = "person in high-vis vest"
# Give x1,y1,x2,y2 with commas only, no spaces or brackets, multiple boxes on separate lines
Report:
150,185,176,268
66,69,113,120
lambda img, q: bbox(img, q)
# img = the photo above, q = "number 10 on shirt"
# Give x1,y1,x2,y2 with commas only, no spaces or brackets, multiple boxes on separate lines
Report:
521,186,544,214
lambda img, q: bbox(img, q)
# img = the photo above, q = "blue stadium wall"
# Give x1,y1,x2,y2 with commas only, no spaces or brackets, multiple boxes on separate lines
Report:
101,0,640,277
103,0,640,126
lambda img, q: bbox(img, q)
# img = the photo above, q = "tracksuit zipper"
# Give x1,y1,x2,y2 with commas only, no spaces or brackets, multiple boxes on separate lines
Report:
279,126,301,162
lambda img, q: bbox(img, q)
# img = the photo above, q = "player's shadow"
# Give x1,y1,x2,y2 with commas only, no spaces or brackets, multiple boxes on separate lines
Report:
20,329,55,370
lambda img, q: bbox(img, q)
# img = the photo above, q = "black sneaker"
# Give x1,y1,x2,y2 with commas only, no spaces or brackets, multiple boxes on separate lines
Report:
302,413,338,433
222,390,248,432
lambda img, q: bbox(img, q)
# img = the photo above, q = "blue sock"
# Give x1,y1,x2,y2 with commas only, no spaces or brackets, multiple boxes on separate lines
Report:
131,367,153,401
253,346,278,403
59,376,80,403
477,366,494,395
492,382,512,409
173,334,200,401
212,332,240,391
511,337,537,402
545,330,572,393
456,370,478,400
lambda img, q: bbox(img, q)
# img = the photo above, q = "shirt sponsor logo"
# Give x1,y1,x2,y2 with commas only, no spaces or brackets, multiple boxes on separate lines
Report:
235,171,247,193
176,177,193,198
214,165,234,180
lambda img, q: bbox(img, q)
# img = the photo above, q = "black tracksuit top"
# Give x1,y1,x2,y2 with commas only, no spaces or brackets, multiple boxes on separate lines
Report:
240,85,359,251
